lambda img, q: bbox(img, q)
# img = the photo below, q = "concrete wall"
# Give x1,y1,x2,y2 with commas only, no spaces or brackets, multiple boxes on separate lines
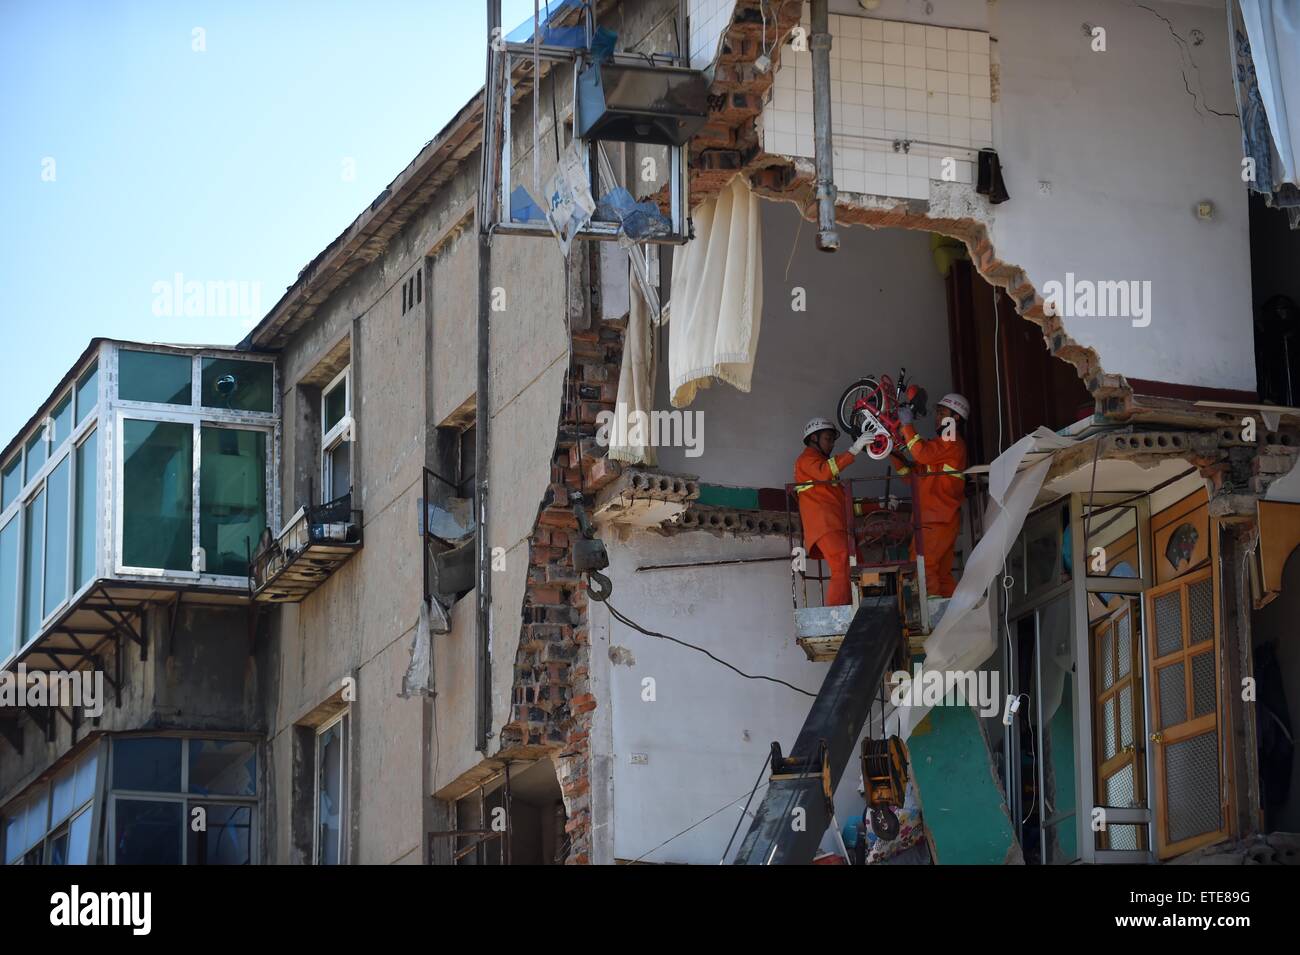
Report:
654,197,952,487
762,0,1254,393
589,528,874,863
0,604,263,808
264,52,579,862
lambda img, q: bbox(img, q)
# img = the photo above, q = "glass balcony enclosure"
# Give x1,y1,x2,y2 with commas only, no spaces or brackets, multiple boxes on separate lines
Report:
0,341,278,667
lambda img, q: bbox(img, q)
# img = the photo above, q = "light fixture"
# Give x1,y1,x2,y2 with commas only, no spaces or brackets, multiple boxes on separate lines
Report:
859,0,882,10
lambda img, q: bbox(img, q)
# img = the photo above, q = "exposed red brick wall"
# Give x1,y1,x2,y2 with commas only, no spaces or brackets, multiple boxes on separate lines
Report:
498,317,626,864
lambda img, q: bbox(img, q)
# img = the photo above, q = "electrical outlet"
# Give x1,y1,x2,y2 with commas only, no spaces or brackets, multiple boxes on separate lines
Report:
630,753,649,765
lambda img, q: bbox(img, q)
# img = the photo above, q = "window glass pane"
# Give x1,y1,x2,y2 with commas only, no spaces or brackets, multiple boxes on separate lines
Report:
0,516,18,657
323,378,347,434
113,799,182,864
4,812,24,864
201,358,273,414
326,440,351,500
317,718,346,864
188,803,252,865
76,363,98,425
24,791,48,850
48,830,69,865
43,456,70,618
113,737,182,792
122,420,193,571
188,739,256,796
52,396,73,448
51,764,76,826
24,430,46,483
75,431,98,590
118,350,192,405
199,428,266,577
67,806,92,864
22,489,45,640
74,749,98,805
1,457,19,511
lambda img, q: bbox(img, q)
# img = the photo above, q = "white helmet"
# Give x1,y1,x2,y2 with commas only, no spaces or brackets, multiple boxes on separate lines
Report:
802,417,838,443
938,392,970,420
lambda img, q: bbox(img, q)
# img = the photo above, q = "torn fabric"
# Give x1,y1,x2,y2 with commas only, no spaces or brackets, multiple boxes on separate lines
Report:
607,261,659,466
895,427,1076,739
667,174,763,407
400,599,433,699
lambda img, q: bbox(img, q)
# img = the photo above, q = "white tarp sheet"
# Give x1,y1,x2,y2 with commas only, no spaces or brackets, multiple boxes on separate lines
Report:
895,427,1077,739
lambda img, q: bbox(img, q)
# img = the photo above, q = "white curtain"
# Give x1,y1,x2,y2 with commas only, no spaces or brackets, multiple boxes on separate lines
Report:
667,174,763,408
607,263,658,466
1238,0,1300,186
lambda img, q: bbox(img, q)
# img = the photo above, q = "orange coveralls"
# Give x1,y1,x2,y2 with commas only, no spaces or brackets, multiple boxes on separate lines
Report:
794,446,858,606
894,424,967,598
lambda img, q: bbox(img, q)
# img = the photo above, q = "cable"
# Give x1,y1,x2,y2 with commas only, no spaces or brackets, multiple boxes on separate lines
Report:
604,599,816,697
719,753,773,863
632,781,770,863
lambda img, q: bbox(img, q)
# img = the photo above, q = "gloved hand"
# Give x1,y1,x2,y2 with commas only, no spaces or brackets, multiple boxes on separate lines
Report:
896,405,914,426
849,432,872,455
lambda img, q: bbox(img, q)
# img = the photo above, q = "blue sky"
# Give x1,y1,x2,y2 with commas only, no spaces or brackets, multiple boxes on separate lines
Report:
0,0,537,442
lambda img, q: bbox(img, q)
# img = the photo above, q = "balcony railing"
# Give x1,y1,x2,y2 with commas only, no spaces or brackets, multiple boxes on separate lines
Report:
250,493,362,603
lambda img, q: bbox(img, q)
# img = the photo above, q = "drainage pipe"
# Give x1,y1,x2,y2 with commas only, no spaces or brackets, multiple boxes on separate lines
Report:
810,0,839,251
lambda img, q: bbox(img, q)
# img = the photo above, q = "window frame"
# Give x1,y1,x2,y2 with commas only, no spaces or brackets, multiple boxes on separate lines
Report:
312,709,351,865
114,412,273,582
320,366,353,503
1,743,104,866
0,371,98,666
105,733,260,865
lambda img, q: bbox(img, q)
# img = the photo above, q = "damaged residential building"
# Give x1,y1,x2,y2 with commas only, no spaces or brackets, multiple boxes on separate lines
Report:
2,0,1299,866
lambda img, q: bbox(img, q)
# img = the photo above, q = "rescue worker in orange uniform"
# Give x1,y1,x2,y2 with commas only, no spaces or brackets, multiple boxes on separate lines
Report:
889,393,969,598
794,417,874,606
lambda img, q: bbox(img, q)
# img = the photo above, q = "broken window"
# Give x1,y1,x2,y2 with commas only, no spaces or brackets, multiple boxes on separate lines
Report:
314,710,350,865
106,736,258,864
200,357,274,414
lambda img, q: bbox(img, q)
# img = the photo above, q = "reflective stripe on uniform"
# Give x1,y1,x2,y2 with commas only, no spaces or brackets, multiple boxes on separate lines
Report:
896,466,911,476
941,464,965,480
794,482,814,493
827,456,841,478
906,434,921,450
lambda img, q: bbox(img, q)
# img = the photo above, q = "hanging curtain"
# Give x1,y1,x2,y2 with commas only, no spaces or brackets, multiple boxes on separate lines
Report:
607,261,658,466
667,174,764,407
1230,0,1300,226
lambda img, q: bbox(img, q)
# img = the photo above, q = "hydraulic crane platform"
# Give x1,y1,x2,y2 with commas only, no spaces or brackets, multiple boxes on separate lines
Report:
732,595,901,865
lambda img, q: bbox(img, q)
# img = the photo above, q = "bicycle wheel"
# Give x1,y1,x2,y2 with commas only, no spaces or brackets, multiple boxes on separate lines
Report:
836,376,884,436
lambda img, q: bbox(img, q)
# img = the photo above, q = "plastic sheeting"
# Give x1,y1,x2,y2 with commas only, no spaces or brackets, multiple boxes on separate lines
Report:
400,599,434,698
667,175,763,407
896,427,1077,739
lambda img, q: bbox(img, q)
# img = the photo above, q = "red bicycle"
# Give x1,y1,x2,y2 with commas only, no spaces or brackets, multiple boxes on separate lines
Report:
836,368,927,460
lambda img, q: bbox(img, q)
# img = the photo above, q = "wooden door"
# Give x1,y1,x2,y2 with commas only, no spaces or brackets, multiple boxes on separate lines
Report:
1092,599,1145,850
1144,567,1228,858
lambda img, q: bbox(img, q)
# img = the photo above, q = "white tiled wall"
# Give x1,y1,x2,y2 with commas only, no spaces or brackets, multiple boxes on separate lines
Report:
762,13,993,201
689,0,738,68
